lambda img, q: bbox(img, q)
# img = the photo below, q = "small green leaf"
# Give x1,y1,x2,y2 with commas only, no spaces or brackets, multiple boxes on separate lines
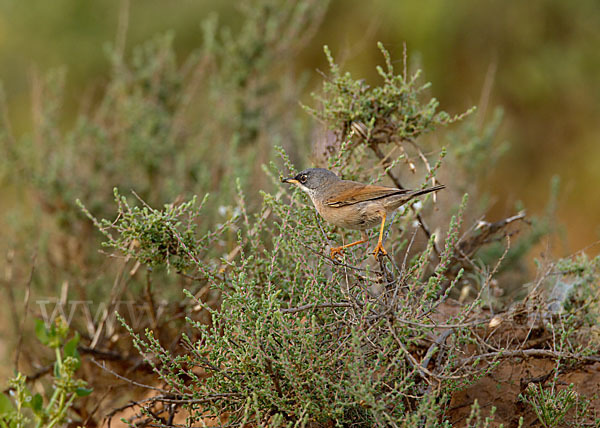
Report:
31,393,43,412
47,321,62,349
63,333,80,358
34,319,50,345
75,387,93,397
49,321,56,337
0,393,15,415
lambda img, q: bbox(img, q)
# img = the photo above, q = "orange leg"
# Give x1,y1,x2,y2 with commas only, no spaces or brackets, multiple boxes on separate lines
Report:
372,212,388,258
330,231,368,259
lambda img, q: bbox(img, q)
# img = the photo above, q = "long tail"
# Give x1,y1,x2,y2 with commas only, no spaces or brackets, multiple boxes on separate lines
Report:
410,184,445,198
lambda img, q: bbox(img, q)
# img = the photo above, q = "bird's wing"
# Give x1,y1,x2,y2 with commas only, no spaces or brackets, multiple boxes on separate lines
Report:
325,182,411,207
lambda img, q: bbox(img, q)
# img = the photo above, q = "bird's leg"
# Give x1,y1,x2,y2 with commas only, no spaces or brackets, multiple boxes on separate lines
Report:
330,231,368,259
372,212,388,258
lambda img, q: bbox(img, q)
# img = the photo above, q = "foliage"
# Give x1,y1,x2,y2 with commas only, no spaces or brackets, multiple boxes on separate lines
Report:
0,318,91,428
78,190,224,273
91,40,600,427
519,382,578,428
117,191,473,425
515,254,600,428
305,42,472,144
464,400,515,428
0,0,325,300
0,0,327,424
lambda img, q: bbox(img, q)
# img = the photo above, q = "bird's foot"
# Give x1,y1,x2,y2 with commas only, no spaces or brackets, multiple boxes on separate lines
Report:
330,246,345,259
372,243,387,258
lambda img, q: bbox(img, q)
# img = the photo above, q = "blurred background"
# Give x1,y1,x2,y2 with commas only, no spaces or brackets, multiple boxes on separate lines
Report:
1,0,598,255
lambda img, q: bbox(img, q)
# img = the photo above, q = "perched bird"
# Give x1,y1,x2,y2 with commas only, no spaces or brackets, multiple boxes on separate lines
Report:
282,168,444,258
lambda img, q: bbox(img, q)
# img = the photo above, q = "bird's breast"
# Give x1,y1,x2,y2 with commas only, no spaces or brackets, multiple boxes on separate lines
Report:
313,199,384,230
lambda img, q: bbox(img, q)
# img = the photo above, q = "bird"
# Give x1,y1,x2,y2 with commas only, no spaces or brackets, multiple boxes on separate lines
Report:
282,168,444,258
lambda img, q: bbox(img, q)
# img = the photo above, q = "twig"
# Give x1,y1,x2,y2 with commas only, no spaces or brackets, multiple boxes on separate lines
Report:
84,385,114,427
152,393,239,404
145,267,158,329
457,210,526,258
366,137,442,257
414,211,440,257
106,391,238,428
394,317,489,329
264,356,283,397
2,250,19,336
477,59,497,131
15,253,36,372
91,358,170,393
369,142,405,189
387,319,466,381
460,349,600,366
90,247,133,349
280,302,353,314
421,329,454,370
406,139,439,199
115,0,130,62
78,345,126,361
289,234,371,273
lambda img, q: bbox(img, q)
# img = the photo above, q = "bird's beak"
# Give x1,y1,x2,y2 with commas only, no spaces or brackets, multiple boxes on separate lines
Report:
282,177,299,184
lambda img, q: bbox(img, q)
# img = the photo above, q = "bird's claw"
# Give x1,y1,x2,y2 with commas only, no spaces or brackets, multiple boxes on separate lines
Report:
330,247,345,259
372,243,387,258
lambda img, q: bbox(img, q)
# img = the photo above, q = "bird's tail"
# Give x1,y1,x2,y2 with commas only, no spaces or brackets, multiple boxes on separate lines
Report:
410,184,445,198
384,184,446,211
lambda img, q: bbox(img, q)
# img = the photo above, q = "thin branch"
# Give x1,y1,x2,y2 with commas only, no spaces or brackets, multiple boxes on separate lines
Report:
90,248,133,349
145,267,158,329
387,319,467,381
421,329,454,370
15,253,36,371
280,302,353,314
91,358,170,393
460,349,600,366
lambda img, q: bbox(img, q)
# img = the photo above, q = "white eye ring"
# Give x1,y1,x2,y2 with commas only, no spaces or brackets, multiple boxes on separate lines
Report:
300,175,307,183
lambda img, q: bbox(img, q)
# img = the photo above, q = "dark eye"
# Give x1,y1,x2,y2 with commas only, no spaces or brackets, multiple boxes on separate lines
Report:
300,174,308,183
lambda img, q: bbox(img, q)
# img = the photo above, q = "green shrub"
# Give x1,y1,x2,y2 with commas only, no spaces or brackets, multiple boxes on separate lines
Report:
90,41,556,427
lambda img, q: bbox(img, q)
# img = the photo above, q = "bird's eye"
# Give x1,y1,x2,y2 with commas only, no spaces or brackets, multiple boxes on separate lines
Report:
300,175,308,183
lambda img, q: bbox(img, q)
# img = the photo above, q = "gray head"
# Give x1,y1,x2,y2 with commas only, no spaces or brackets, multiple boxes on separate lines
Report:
282,168,340,195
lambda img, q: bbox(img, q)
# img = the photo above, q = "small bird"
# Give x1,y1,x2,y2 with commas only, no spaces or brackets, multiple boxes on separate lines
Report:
282,168,444,258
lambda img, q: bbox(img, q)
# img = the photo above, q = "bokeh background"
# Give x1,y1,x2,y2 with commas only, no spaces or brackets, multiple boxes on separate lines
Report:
1,0,599,253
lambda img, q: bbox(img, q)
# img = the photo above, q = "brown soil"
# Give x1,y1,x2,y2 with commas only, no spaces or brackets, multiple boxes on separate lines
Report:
441,297,600,427
447,359,600,427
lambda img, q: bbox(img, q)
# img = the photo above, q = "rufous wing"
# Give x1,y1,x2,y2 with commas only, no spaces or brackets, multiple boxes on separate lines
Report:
325,182,412,208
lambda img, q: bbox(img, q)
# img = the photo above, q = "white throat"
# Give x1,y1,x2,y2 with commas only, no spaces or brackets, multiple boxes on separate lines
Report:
295,183,317,200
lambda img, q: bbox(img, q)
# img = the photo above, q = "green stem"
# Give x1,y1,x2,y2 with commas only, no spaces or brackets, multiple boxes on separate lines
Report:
45,387,60,416
47,394,76,428
54,348,62,368
45,348,63,415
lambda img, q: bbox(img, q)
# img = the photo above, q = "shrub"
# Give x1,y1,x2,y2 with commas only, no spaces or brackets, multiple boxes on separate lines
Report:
87,42,590,427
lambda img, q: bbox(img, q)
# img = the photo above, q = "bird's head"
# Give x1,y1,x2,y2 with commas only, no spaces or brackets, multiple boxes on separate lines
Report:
282,168,339,195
